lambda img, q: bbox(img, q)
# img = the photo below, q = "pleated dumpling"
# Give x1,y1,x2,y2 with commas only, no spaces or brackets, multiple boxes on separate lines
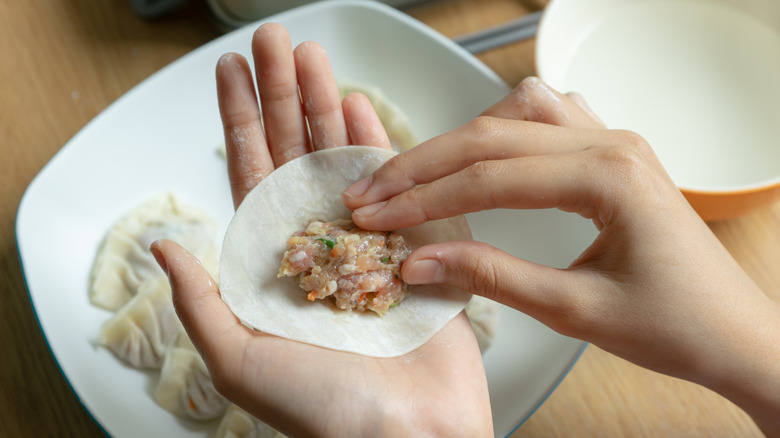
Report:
216,404,286,438
153,336,229,421
89,192,219,311
98,277,183,369
464,296,499,354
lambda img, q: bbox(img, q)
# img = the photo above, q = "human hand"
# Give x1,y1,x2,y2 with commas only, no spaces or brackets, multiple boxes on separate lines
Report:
342,77,780,435
150,23,492,438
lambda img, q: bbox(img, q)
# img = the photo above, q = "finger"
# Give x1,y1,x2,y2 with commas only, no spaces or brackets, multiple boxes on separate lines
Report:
217,53,276,209
343,120,616,211
150,239,251,367
151,240,323,438
401,240,601,337
482,77,605,129
342,92,392,149
294,41,349,150
252,22,310,166
351,150,608,230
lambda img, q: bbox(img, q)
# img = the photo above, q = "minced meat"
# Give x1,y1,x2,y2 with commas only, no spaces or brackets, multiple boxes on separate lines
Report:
278,218,412,316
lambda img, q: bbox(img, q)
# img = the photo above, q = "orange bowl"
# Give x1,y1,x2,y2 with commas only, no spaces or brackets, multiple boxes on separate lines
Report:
536,0,780,221
682,183,780,222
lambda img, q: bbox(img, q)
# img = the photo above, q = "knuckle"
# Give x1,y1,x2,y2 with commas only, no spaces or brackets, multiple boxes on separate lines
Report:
594,143,649,186
463,161,504,206
583,130,670,208
459,251,503,300
258,80,297,103
223,110,261,131
611,129,652,156
305,98,341,118
463,160,495,183
383,153,417,190
517,76,544,93
464,116,506,141
401,186,430,222
275,142,307,164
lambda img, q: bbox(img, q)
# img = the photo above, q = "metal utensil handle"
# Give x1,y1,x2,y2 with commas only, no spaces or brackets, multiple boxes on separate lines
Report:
454,10,542,54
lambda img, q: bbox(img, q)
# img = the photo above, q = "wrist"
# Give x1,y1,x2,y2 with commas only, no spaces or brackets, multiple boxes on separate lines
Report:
375,405,493,438
693,298,780,436
373,383,494,438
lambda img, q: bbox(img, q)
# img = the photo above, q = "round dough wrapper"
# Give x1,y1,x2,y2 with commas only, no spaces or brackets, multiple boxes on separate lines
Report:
219,146,472,357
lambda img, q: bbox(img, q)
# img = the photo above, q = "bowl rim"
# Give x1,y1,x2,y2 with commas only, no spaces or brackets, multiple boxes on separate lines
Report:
534,0,780,197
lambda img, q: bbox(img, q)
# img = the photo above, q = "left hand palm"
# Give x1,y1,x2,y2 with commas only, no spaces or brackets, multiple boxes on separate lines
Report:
152,23,492,438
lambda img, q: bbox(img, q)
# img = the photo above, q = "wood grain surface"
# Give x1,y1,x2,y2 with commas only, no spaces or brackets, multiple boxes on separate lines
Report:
0,0,772,436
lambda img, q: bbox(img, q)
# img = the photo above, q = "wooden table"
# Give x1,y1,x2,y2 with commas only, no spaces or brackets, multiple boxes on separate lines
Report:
0,0,773,436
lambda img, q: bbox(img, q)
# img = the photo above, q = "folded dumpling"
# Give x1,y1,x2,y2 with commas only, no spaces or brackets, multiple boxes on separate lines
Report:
464,296,499,354
99,277,183,368
216,404,286,438
89,192,219,310
153,339,229,421
337,80,418,151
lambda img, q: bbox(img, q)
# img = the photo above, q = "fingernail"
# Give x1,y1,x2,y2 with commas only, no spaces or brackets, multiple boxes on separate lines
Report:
353,201,386,218
217,52,234,66
150,240,169,275
404,259,445,285
343,177,371,199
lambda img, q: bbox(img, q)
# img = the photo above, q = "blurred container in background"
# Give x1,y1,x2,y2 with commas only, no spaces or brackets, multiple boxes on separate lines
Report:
132,0,433,27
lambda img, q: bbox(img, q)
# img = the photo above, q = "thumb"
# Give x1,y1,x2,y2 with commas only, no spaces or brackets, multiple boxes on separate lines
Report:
150,239,249,364
401,240,593,335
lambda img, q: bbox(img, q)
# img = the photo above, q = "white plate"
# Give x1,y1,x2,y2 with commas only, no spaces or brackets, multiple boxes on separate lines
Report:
16,1,595,436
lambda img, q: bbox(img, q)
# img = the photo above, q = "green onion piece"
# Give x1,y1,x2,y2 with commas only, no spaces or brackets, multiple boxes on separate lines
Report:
380,256,391,263
317,238,335,249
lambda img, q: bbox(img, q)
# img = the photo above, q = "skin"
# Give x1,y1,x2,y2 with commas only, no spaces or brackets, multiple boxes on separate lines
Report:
150,23,493,438
343,78,780,436
149,20,780,437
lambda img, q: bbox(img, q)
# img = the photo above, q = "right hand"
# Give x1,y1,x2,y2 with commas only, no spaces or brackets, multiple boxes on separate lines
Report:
342,77,780,435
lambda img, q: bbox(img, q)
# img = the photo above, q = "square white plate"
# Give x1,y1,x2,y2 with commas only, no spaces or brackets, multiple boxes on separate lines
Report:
16,1,596,436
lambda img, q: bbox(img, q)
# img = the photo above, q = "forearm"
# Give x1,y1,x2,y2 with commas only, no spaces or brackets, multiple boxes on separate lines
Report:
694,296,780,437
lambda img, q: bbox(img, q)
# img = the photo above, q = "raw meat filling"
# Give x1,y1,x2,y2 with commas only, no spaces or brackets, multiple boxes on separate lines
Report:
279,219,411,316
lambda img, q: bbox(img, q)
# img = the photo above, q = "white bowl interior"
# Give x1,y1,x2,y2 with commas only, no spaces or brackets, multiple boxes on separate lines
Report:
537,0,780,192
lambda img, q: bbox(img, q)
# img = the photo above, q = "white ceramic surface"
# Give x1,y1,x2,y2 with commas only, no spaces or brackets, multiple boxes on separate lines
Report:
17,1,595,436
537,0,780,193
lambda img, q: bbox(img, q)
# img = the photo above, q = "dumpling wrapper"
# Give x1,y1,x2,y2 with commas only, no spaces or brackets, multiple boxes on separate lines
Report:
219,146,472,358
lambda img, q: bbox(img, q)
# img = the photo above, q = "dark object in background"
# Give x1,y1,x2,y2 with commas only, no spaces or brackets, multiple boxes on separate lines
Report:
131,0,189,19
131,0,434,27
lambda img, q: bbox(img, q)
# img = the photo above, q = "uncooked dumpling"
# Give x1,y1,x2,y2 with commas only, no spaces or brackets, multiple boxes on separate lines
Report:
216,404,286,438
464,296,499,353
337,80,418,151
98,277,183,369
89,192,219,310
154,339,229,421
